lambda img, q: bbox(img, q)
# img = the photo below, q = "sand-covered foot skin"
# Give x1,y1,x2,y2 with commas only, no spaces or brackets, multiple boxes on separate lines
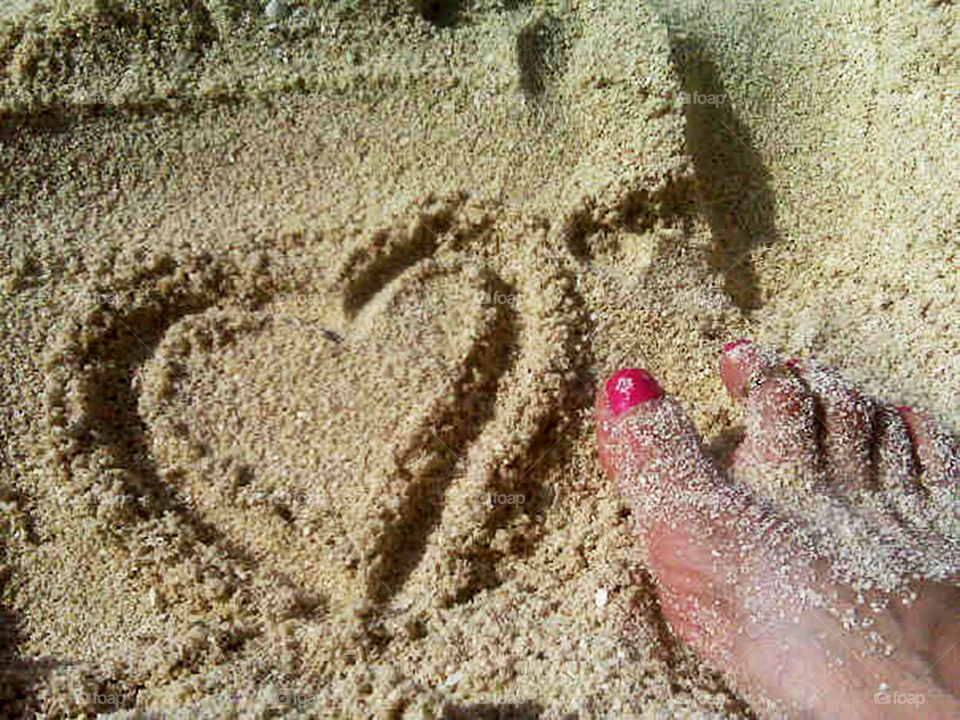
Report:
722,340,960,533
596,350,960,717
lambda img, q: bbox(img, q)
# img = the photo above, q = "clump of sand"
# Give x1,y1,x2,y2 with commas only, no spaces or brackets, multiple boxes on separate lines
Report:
1,0,959,716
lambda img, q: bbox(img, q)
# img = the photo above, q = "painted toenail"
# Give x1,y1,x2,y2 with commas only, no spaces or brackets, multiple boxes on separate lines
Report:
605,368,663,417
723,338,751,354
895,406,913,415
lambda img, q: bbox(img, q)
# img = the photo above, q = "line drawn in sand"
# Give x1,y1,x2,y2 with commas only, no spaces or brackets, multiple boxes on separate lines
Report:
40,196,588,677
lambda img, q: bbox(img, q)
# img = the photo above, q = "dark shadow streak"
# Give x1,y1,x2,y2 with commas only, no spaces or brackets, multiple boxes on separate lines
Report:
441,699,544,719
0,567,61,718
667,35,779,312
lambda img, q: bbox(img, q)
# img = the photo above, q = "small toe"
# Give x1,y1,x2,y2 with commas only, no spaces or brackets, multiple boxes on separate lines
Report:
898,407,960,494
873,404,921,492
787,359,879,492
720,342,821,489
720,338,781,400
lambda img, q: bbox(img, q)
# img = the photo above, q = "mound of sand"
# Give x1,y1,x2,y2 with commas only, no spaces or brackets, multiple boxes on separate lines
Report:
1,0,959,716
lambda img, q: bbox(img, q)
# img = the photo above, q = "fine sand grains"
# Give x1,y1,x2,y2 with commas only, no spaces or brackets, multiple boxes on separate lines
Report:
1,0,959,716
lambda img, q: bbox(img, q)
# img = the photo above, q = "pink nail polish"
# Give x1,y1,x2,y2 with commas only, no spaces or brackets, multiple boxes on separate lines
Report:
723,338,751,354
895,406,913,415
605,368,663,417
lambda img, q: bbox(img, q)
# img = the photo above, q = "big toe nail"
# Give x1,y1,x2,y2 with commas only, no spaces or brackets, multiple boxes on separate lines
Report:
605,368,663,417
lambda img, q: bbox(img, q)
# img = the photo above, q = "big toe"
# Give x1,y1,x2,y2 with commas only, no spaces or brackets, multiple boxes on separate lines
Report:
596,368,732,536
596,369,799,663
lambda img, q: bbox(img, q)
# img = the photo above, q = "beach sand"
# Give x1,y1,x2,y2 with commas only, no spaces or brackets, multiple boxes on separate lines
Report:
1,0,959,716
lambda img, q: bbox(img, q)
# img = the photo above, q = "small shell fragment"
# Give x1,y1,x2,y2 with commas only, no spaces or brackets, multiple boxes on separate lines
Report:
595,587,609,610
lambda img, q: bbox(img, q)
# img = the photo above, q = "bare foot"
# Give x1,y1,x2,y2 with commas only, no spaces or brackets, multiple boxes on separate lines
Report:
596,340,960,718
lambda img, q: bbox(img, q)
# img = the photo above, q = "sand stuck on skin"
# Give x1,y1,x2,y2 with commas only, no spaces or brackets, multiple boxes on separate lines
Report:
1,0,959,716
